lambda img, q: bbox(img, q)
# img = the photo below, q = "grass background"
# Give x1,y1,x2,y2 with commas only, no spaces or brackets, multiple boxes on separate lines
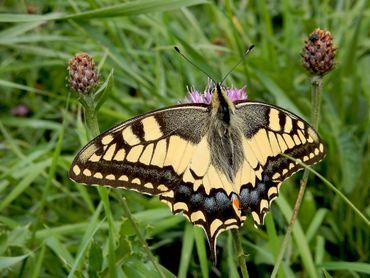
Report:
0,0,369,277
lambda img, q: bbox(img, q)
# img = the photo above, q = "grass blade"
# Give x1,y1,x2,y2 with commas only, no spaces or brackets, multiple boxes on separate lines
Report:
194,226,209,278
178,222,195,278
0,253,30,271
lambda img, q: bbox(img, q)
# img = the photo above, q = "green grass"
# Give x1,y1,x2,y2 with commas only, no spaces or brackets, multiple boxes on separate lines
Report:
1,0,369,277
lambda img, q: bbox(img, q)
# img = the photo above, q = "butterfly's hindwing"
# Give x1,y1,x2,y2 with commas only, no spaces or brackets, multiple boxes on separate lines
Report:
159,136,245,261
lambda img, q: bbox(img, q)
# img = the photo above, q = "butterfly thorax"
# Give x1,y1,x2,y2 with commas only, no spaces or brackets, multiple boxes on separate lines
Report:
208,84,244,184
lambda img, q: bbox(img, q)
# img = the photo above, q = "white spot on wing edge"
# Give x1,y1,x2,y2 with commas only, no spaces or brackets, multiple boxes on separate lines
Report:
319,143,324,153
132,178,141,185
83,169,92,176
106,174,115,180
158,184,168,191
119,175,129,181
210,219,223,237
190,211,206,222
267,187,278,198
251,211,261,225
260,199,269,212
173,202,188,212
161,190,174,198
297,120,305,129
144,182,154,189
72,165,81,175
224,218,237,225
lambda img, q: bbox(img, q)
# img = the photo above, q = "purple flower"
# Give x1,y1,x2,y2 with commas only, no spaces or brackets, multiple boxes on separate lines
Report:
182,79,247,104
11,104,29,117
226,86,248,102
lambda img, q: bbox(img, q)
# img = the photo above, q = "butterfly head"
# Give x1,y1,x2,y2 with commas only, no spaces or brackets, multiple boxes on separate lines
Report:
210,83,235,115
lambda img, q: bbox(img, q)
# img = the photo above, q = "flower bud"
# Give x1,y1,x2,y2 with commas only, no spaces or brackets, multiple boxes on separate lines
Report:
67,53,99,94
302,28,336,75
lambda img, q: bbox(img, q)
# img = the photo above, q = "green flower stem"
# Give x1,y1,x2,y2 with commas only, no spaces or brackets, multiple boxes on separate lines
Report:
311,76,323,130
81,93,118,276
271,75,323,277
232,230,249,278
81,94,100,137
116,191,165,277
80,93,165,278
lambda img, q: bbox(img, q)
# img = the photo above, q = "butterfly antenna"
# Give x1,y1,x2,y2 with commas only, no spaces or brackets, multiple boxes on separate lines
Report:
174,46,217,84
220,45,255,84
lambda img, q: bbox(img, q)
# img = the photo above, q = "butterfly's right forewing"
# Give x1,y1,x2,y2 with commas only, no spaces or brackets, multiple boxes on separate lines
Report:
235,101,325,225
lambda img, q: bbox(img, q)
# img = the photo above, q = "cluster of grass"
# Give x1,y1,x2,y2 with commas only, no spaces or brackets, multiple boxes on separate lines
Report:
0,0,369,277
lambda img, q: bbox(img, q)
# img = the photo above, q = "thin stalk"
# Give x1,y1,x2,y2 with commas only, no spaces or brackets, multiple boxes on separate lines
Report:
232,230,249,278
297,160,370,228
271,75,323,277
116,191,165,277
310,76,323,130
81,94,100,137
81,93,165,278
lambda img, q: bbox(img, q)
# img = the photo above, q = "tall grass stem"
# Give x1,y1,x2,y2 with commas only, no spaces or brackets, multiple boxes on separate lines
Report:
271,75,323,277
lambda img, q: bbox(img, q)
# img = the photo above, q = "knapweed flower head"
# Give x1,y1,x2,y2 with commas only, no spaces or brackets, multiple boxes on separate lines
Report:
67,53,99,94
182,79,247,104
302,28,336,75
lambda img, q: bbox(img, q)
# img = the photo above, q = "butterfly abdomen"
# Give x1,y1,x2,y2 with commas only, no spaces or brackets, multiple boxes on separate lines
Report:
207,122,244,183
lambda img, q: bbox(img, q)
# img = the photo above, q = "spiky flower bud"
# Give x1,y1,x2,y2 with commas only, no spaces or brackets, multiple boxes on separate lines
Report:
302,28,336,75
67,53,99,94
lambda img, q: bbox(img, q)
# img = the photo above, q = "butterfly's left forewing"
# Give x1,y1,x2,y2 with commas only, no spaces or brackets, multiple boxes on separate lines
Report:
69,104,210,196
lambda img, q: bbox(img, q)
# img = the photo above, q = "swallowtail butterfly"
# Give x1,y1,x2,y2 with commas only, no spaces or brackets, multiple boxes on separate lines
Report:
69,81,325,261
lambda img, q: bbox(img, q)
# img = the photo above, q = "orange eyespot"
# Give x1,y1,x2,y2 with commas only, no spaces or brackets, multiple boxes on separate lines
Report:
232,197,240,210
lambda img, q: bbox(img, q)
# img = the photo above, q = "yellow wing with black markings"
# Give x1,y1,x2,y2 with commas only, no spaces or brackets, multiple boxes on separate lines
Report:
69,84,325,263
69,104,210,196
